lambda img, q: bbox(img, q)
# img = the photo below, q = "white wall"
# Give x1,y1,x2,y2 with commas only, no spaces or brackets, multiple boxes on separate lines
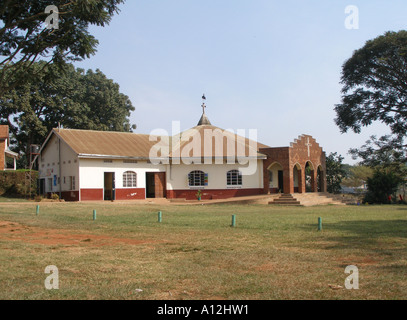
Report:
167,160,264,190
79,159,167,189
38,134,79,193
267,164,283,189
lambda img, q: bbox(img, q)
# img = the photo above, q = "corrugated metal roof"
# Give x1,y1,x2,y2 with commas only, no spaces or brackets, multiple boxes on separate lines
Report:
51,126,270,160
53,129,160,159
170,125,269,159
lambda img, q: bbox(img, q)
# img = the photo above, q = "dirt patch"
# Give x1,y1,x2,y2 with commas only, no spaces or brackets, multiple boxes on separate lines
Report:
0,220,156,247
254,263,275,271
335,255,382,267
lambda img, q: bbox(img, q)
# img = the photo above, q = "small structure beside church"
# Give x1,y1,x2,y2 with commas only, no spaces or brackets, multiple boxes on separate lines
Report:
36,100,327,201
0,125,18,171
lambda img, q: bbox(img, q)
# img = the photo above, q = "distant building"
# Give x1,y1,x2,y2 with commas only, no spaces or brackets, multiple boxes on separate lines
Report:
0,125,18,171
36,104,327,201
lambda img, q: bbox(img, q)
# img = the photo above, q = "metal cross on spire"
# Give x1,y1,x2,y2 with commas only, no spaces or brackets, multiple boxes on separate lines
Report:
201,94,207,114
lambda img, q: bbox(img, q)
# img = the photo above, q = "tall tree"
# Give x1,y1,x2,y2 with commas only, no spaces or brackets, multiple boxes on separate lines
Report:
349,135,407,176
0,62,135,167
326,152,347,194
342,165,374,189
335,30,407,171
335,31,407,140
0,0,125,96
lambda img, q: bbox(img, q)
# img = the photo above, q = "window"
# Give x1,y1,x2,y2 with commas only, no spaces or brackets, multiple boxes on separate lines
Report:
227,170,242,186
188,171,208,187
123,171,137,188
123,160,138,164
48,178,53,192
70,176,76,190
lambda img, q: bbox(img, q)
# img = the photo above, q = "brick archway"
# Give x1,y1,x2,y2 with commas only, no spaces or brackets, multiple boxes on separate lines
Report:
305,161,317,193
293,163,304,193
260,135,327,195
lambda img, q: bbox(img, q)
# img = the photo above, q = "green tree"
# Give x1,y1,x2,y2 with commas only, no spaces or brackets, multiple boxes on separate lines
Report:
342,165,374,189
326,152,347,194
364,170,403,204
0,62,135,167
335,31,407,140
335,31,407,170
0,0,125,96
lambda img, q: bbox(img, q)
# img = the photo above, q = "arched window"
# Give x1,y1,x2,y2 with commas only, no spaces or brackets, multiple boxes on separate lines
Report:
123,171,137,188
227,170,242,186
188,171,207,187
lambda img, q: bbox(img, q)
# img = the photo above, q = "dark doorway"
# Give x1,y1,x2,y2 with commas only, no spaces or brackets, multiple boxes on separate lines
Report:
39,179,46,196
146,173,155,198
278,171,284,193
104,172,116,201
146,172,166,199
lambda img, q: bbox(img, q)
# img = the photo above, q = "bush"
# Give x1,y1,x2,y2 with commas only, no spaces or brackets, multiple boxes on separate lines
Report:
364,170,403,204
51,193,60,200
0,171,38,198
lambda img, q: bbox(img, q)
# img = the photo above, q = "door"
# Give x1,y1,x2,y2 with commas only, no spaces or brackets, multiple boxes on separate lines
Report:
146,173,155,198
146,172,166,198
39,179,46,196
104,172,116,201
278,171,284,193
155,172,166,198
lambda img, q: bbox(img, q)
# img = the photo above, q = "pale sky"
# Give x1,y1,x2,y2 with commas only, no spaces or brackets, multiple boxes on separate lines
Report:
74,0,407,164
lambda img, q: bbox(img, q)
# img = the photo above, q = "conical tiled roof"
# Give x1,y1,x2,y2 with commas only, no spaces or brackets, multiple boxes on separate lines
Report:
197,113,212,126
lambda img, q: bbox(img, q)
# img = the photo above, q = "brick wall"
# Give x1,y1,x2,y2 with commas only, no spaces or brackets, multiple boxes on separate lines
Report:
260,135,327,194
0,140,5,170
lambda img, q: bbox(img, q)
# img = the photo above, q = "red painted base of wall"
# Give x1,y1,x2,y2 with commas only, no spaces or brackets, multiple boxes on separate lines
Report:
167,188,264,201
116,188,145,200
79,188,146,201
81,189,103,201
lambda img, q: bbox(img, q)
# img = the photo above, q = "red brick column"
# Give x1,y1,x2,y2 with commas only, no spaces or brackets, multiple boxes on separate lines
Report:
311,170,318,193
284,166,294,194
297,168,305,193
0,141,5,170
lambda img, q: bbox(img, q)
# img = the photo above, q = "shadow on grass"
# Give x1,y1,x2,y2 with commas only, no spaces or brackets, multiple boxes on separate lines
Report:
302,219,407,253
326,219,407,238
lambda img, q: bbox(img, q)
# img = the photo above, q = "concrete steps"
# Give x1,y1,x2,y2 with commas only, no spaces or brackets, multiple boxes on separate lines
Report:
269,194,302,206
293,193,345,206
268,193,353,206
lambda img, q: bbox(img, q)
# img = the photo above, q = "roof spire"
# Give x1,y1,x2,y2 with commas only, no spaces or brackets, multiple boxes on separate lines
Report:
197,93,212,126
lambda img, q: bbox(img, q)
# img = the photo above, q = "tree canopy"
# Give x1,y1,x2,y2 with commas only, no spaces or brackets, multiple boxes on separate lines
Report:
335,30,407,182
0,0,125,96
0,62,135,167
335,30,407,140
326,152,347,194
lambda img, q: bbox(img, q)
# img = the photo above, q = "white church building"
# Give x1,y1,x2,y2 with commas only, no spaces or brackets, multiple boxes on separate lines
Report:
36,104,327,201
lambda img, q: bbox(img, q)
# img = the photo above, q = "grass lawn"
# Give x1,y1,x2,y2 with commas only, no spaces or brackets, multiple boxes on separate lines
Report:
0,202,406,300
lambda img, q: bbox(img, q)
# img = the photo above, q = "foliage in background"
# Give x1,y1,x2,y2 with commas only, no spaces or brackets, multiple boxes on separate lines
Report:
335,31,407,141
364,169,403,204
0,171,38,198
0,62,135,168
342,165,374,190
0,0,125,97
335,30,407,185
326,152,347,194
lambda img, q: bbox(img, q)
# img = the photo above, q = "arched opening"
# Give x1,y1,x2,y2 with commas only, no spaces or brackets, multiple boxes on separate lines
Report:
293,163,302,193
268,162,284,193
305,161,315,193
